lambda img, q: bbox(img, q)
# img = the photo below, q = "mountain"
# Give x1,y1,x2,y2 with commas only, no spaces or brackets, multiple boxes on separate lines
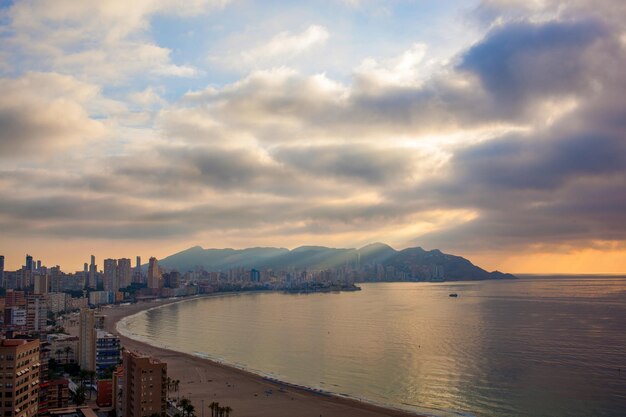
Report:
158,243,515,281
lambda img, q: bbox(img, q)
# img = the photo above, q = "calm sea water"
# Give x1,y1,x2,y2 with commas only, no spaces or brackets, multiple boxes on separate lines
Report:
119,277,626,417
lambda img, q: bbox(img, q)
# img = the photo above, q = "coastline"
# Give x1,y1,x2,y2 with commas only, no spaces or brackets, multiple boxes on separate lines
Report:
101,295,432,417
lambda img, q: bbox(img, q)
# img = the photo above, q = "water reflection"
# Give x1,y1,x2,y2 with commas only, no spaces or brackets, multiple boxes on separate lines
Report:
123,277,626,417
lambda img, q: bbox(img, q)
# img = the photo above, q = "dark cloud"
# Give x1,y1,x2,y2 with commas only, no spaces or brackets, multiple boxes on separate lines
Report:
272,144,417,184
458,19,608,117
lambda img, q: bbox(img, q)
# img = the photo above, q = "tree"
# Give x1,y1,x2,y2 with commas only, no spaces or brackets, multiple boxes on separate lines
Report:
79,370,89,386
174,379,181,399
209,402,218,417
184,404,195,417
179,398,191,417
87,370,96,399
223,406,232,417
55,349,63,362
64,346,73,364
73,385,87,406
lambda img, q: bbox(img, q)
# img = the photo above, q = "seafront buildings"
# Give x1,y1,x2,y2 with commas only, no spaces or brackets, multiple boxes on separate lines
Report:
122,350,167,417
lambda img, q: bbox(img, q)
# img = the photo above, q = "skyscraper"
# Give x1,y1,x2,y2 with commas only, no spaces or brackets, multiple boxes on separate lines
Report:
117,258,132,289
103,259,118,292
26,254,33,271
134,255,142,284
147,257,162,289
89,255,97,289
79,308,96,372
0,339,40,417
0,255,4,288
122,350,167,417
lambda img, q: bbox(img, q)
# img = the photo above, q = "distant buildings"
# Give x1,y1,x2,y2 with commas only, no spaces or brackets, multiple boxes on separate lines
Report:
118,258,132,289
103,259,118,292
0,255,4,288
0,339,41,417
88,255,97,289
134,256,142,284
122,350,167,417
147,257,162,290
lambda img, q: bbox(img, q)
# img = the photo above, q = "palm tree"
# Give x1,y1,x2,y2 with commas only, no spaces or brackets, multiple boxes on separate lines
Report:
209,402,218,417
174,379,181,400
223,406,232,417
179,398,191,417
79,370,89,386
55,349,63,362
73,385,87,406
64,346,73,364
87,370,96,399
167,377,172,396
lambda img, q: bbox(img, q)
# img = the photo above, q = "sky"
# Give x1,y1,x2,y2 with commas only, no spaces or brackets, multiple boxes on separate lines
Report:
1,0,625,273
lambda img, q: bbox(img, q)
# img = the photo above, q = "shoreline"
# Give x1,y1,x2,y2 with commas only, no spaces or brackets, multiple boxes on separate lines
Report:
101,295,435,417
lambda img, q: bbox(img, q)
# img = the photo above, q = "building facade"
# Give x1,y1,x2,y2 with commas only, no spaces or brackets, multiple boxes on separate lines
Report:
122,350,167,417
78,309,95,372
95,330,120,377
0,339,41,417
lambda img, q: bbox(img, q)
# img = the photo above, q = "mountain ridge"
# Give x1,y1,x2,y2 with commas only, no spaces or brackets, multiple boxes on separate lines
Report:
159,243,515,282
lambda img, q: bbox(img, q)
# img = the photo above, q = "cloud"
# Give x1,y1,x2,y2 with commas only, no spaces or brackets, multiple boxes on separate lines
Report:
2,0,626,270
244,25,330,61
355,43,430,88
211,25,330,71
0,72,107,156
1,0,221,82
458,19,609,118
272,144,418,184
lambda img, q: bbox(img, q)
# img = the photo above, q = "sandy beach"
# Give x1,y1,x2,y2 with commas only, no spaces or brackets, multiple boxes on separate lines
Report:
93,297,426,417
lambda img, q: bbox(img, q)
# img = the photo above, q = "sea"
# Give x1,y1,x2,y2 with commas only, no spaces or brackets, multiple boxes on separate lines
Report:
117,276,626,417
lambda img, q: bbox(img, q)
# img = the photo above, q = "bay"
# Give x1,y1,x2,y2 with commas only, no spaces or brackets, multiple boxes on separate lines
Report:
118,277,626,417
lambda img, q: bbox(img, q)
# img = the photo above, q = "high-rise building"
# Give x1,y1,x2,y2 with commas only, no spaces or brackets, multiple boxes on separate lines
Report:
36,260,41,271
103,259,118,292
122,350,167,417
96,330,121,376
0,339,41,417
147,257,162,289
33,275,49,294
26,294,47,332
118,258,132,290
0,255,5,287
26,254,33,272
78,308,96,372
133,256,142,284
89,255,97,289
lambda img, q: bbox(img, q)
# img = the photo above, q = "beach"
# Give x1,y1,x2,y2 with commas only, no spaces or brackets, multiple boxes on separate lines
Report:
96,297,425,417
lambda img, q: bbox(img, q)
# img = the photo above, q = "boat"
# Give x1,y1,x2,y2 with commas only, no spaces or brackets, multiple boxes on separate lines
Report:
449,293,458,297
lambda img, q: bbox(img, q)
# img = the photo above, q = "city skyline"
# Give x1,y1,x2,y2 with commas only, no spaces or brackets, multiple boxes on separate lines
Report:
1,1,626,274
